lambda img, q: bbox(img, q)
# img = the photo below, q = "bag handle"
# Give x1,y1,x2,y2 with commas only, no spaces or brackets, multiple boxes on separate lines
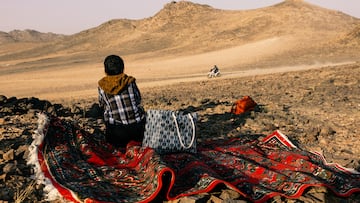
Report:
171,112,196,149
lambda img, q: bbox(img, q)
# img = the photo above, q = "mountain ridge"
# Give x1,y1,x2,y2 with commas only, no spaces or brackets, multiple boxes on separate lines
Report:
0,29,65,44
0,0,359,71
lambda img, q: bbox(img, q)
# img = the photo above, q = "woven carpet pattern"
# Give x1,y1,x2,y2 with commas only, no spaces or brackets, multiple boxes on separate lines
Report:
32,114,360,203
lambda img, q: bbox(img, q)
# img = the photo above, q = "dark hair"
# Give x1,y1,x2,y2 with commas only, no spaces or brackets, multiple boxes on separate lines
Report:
104,55,124,75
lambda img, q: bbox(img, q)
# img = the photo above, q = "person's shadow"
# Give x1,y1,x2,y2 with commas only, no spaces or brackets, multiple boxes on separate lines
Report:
179,100,265,142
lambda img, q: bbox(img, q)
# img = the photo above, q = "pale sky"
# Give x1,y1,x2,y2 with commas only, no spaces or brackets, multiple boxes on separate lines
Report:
1,0,359,35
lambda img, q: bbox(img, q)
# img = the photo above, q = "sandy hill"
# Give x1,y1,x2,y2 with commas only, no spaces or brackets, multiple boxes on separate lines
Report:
0,0,359,100
1,1,360,202
1,0,359,67
338,24,360,45
0,29,64,44
0,30,65,60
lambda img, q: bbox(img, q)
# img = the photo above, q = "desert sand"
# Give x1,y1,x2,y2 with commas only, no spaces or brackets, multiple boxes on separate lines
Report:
0,0,360,202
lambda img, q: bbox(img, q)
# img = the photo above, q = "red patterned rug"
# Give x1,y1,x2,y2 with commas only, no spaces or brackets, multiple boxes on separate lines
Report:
28,113,360,203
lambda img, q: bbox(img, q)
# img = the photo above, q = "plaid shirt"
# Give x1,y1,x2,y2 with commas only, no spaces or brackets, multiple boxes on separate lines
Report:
98,82,145,125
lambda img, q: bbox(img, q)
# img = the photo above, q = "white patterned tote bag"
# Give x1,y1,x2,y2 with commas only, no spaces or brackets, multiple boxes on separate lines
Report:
142,109,197,154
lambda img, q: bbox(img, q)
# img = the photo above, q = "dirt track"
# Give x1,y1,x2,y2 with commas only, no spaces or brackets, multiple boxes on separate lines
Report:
139,62,360,173
0,1,359,201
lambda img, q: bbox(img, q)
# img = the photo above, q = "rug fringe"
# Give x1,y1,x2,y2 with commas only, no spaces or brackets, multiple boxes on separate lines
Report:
27,113,62,201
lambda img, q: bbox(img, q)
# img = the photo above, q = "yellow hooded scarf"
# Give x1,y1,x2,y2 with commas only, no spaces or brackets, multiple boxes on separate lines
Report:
98,73,135,95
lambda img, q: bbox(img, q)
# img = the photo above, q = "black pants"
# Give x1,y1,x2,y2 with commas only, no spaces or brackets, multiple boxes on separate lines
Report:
105,119,145,148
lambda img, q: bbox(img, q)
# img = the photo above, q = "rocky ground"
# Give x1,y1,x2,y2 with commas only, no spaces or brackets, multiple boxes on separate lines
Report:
0,62,359,202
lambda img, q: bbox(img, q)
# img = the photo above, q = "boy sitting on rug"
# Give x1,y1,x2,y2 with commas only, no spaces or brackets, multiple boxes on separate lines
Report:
98,55,146,148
